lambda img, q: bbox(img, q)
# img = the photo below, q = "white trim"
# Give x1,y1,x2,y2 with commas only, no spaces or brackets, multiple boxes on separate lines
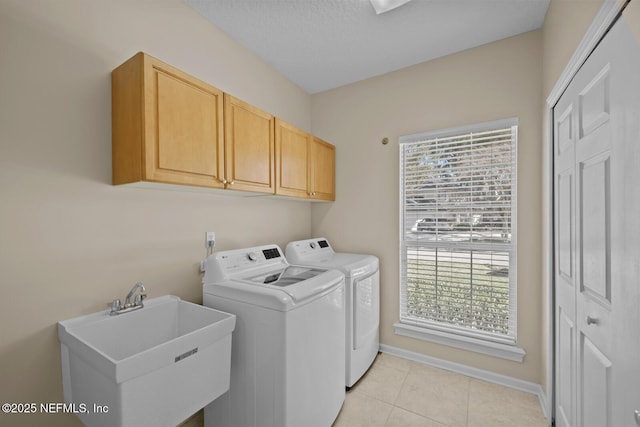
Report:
544,0,623,423
399,117,518,144
398,119,519,348
379,344,547,419
543,106,555,427
393,322,525,362
510,123,519,342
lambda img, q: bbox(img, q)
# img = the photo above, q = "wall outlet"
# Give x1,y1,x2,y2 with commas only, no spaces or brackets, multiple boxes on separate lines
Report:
205,231,216,249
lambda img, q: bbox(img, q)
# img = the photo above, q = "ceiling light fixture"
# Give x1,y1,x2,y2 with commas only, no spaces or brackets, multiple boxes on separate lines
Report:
369,0,412,14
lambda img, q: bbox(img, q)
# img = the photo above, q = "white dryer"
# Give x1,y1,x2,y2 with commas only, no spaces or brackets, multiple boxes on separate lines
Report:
286,238,379,387
202,244,345,427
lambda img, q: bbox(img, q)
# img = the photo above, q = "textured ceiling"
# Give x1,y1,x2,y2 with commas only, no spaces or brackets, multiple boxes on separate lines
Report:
185,0,550,94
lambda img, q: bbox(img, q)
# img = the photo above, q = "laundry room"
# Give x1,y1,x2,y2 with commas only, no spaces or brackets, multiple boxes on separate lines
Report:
2,0,639,426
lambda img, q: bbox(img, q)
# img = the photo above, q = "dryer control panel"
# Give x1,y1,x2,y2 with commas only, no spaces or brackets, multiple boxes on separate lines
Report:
285,238,335,261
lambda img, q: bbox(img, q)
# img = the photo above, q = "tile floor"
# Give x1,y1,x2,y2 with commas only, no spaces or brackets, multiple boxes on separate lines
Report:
332,353,548,427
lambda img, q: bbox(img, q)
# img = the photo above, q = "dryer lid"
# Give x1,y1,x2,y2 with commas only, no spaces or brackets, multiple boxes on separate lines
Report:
302,253,379,278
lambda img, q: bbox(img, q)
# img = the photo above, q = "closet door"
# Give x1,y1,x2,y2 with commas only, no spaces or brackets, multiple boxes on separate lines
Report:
553,11,640,427
553,72,576,427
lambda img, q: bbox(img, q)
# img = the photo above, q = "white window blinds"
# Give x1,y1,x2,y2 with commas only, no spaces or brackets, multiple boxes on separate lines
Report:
399,119,517,344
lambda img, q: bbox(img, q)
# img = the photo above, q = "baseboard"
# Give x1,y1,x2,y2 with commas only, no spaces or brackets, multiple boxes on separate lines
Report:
379,344,549,421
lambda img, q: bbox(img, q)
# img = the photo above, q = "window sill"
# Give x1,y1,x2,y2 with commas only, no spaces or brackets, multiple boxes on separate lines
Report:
393,322,526,362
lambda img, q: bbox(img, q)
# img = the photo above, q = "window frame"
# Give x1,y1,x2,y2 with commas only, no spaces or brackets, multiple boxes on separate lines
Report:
396,118,524,362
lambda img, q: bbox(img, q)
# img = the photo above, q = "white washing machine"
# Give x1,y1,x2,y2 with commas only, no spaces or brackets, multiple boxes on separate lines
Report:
285,238,379,387
202,244,345,427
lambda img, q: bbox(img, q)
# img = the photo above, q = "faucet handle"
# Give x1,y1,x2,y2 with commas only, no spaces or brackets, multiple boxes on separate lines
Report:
109,299,121,315
134,293,147,306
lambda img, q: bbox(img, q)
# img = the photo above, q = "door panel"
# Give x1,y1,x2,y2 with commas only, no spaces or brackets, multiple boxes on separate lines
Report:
557,105,573,155
579,154,611,304
578,65,610,138
572,45,614,427
580,335,611,427
557,308,575,427
557,171,573,281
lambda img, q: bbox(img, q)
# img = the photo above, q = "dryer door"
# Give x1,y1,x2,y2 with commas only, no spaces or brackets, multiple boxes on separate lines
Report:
353,269,380,350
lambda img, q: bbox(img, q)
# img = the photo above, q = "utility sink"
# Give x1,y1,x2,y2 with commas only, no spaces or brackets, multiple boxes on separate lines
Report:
58,295,235,427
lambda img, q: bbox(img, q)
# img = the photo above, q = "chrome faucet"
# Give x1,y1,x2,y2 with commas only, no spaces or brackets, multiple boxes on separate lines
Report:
109,282,147,315
125,282,146,307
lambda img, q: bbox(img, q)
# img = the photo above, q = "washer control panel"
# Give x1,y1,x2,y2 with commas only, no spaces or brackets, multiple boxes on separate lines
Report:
205,245,287,281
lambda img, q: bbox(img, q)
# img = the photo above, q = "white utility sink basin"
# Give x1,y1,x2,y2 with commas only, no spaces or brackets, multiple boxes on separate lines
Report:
58,295,235,427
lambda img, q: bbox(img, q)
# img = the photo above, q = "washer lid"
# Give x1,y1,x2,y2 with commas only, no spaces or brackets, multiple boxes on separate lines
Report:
203,268,345,311
247,266,328,287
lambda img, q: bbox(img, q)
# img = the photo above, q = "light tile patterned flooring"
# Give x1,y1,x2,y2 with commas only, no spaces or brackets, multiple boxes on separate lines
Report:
332,353,547,427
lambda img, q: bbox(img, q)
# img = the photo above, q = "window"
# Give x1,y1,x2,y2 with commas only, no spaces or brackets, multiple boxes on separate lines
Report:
397,118,520,359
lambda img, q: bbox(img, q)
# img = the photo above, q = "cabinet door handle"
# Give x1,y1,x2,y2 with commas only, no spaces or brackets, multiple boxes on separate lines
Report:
586,316,599,325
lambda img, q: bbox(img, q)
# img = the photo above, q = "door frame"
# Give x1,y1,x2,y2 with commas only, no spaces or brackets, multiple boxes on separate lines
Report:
544,0,624,423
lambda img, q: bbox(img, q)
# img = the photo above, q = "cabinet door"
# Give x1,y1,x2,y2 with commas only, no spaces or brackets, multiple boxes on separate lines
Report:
309,137,335,201
275,119,310,198
224,95,275,193
144,57,225,188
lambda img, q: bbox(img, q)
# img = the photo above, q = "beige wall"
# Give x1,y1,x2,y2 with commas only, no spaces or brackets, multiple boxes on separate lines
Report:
311,31,544,383
542,0,605,97
625,0,640,42
0,1,311,426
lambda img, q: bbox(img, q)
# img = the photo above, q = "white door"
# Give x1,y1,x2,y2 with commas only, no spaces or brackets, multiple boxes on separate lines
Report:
554,10,640,427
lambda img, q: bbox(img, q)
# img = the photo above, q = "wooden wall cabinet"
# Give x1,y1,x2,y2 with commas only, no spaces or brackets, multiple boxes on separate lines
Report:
275,119,335,201
113,52,334,201
112,52,225,189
